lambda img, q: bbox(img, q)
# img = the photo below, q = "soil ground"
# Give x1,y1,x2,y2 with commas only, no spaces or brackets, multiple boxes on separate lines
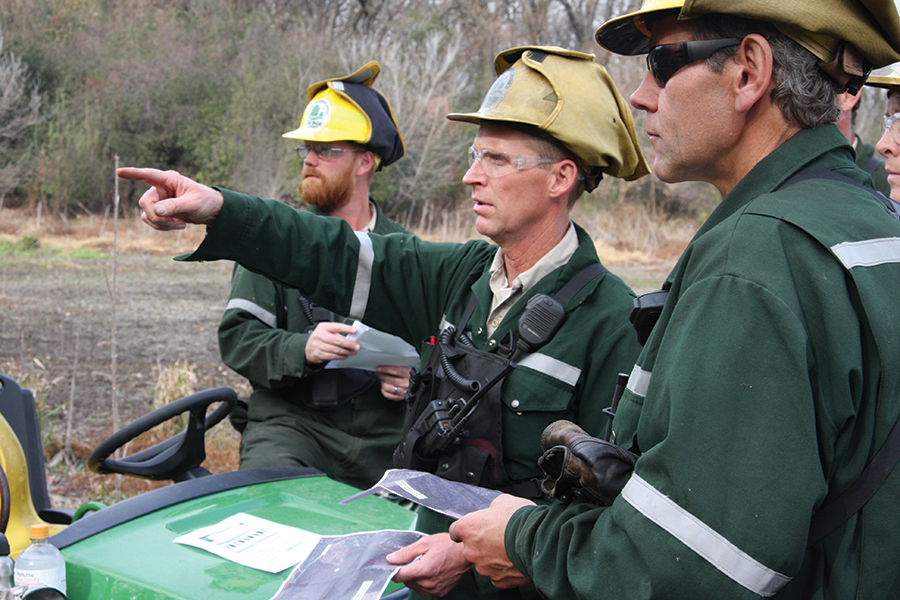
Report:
0,208,680,509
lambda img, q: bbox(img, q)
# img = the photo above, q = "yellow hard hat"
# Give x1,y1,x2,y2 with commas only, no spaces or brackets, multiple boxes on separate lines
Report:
283,61,405,168
595,0,900,76
447,46,649,190
284,87,371,144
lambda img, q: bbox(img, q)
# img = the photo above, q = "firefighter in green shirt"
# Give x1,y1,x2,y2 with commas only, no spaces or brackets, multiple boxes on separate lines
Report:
119,46,649,599
218,62,412,490
869,67,900,203
447,1,900,599
835,89,891,196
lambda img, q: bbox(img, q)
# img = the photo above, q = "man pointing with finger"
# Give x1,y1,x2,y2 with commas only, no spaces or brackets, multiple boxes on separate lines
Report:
120,45,649,599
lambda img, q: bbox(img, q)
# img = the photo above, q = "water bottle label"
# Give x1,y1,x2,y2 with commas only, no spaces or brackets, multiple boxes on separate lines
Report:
14,568,66,593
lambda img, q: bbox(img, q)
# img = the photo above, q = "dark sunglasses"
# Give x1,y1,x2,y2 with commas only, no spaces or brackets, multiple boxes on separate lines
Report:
647,38,742,85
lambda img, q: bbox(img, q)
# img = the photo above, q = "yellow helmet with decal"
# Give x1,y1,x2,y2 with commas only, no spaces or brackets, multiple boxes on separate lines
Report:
447,46,649,191
286,87,371,144
283,61,405,168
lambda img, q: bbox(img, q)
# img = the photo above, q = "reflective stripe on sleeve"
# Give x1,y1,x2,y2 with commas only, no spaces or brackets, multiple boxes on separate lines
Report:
831,237,900,269
626,364,651,398
518,353,581,387
350,232,374,319
622,474,791,597
224,298,277,328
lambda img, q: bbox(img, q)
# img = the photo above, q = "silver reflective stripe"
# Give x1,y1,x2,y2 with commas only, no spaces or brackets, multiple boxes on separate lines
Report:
626,364,651,398
439,316,453,332
622,474,791,597
350,232,375,319
832,237,900,269
518,353,581,387
225,298,277,328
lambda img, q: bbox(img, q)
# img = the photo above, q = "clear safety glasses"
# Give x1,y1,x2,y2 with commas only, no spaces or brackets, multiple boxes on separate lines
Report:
647,38,742,85
295,144,363,161
467,147,557,178
883,114,900,145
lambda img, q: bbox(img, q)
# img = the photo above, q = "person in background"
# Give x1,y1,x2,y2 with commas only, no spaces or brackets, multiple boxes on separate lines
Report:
870,67,900,203
447,1,900,599
120,45,649,600
218,61,412,490
835,88,891,195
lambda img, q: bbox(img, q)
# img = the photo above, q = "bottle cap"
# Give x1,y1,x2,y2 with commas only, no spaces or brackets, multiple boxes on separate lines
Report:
0,533,9,555
29,523,49,539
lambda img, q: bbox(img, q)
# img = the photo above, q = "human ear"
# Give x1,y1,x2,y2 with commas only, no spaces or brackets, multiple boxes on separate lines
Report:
836,90,862,112
730,34,775,114
548,160,578,200
356,150,377,177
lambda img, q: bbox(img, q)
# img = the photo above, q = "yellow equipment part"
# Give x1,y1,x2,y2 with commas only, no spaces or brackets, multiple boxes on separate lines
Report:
0,414,64,558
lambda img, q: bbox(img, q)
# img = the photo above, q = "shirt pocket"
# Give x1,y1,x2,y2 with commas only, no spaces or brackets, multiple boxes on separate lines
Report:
500,359,579,481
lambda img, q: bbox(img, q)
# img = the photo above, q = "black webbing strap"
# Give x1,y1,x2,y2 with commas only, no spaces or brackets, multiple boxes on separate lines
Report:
808,416,900,546
862,154,884,176
450,261,609,499
779,166,900,221
779,167,900,546
553,262,608,305
298,296,336,325
457,294,480,335
457,261,608,335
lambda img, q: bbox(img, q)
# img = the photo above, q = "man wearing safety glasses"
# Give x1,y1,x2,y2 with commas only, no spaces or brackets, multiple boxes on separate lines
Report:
448,1,900,599
119,46,648,600
869,67,900,204
216,62,414,490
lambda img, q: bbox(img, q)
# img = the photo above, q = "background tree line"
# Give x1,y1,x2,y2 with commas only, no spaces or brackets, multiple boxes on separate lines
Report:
0,0,891,229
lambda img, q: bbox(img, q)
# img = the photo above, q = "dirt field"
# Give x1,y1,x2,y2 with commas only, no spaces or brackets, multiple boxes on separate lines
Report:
0,209,679,508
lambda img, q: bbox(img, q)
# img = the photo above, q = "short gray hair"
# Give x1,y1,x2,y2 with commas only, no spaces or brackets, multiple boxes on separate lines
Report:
688,15,841,128
523,132,587,208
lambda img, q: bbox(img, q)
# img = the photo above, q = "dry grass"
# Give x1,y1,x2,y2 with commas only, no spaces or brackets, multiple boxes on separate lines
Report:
0,207,209,257
152,360,198,438
1,202,694,508
1,200,696,264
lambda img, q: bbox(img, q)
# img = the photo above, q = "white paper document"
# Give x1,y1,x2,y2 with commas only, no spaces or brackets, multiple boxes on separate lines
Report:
325,320,419,371
173,512,321,573
340,469,502,520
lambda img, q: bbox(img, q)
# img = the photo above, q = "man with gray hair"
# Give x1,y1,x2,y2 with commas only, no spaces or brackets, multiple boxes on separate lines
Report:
448,1,900,599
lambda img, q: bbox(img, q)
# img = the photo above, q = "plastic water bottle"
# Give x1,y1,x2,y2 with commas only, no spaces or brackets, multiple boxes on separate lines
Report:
14,524,66,593
0,532,13,589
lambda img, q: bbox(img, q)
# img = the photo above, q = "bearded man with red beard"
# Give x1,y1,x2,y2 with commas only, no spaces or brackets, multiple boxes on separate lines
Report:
216,62,413,490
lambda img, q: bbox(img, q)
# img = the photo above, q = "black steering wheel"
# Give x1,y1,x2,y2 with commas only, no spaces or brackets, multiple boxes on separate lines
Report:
87,387,237,483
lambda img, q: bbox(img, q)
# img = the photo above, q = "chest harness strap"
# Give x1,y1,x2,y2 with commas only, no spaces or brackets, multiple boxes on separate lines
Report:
777,167,900,546
297,297,377,410
393,262,607,496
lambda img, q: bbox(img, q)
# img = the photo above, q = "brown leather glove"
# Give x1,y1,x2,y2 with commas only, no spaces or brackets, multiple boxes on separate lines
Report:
538,420,637,505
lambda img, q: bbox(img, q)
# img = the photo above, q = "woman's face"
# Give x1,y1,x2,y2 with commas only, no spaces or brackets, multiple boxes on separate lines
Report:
876,90,900,202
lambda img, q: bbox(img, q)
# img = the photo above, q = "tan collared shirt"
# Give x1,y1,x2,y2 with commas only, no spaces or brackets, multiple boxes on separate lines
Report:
486,222,578,336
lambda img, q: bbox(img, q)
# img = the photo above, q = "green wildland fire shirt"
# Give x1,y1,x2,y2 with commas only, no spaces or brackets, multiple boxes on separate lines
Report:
184,195,640,489
505,124,900,600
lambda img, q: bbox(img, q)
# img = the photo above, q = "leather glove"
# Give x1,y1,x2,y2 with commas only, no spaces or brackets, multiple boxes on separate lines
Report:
538,419,638,505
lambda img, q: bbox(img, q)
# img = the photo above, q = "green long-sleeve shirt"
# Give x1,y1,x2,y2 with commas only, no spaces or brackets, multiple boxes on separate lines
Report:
218,202,409,391
506,124,900,600
216,201,410,488
185,201,640,489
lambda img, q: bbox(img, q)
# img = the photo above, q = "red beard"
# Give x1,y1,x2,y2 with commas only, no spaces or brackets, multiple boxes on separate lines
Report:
299,164,355,213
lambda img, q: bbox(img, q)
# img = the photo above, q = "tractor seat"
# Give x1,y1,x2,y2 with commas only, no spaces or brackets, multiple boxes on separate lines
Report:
0,376,73,537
